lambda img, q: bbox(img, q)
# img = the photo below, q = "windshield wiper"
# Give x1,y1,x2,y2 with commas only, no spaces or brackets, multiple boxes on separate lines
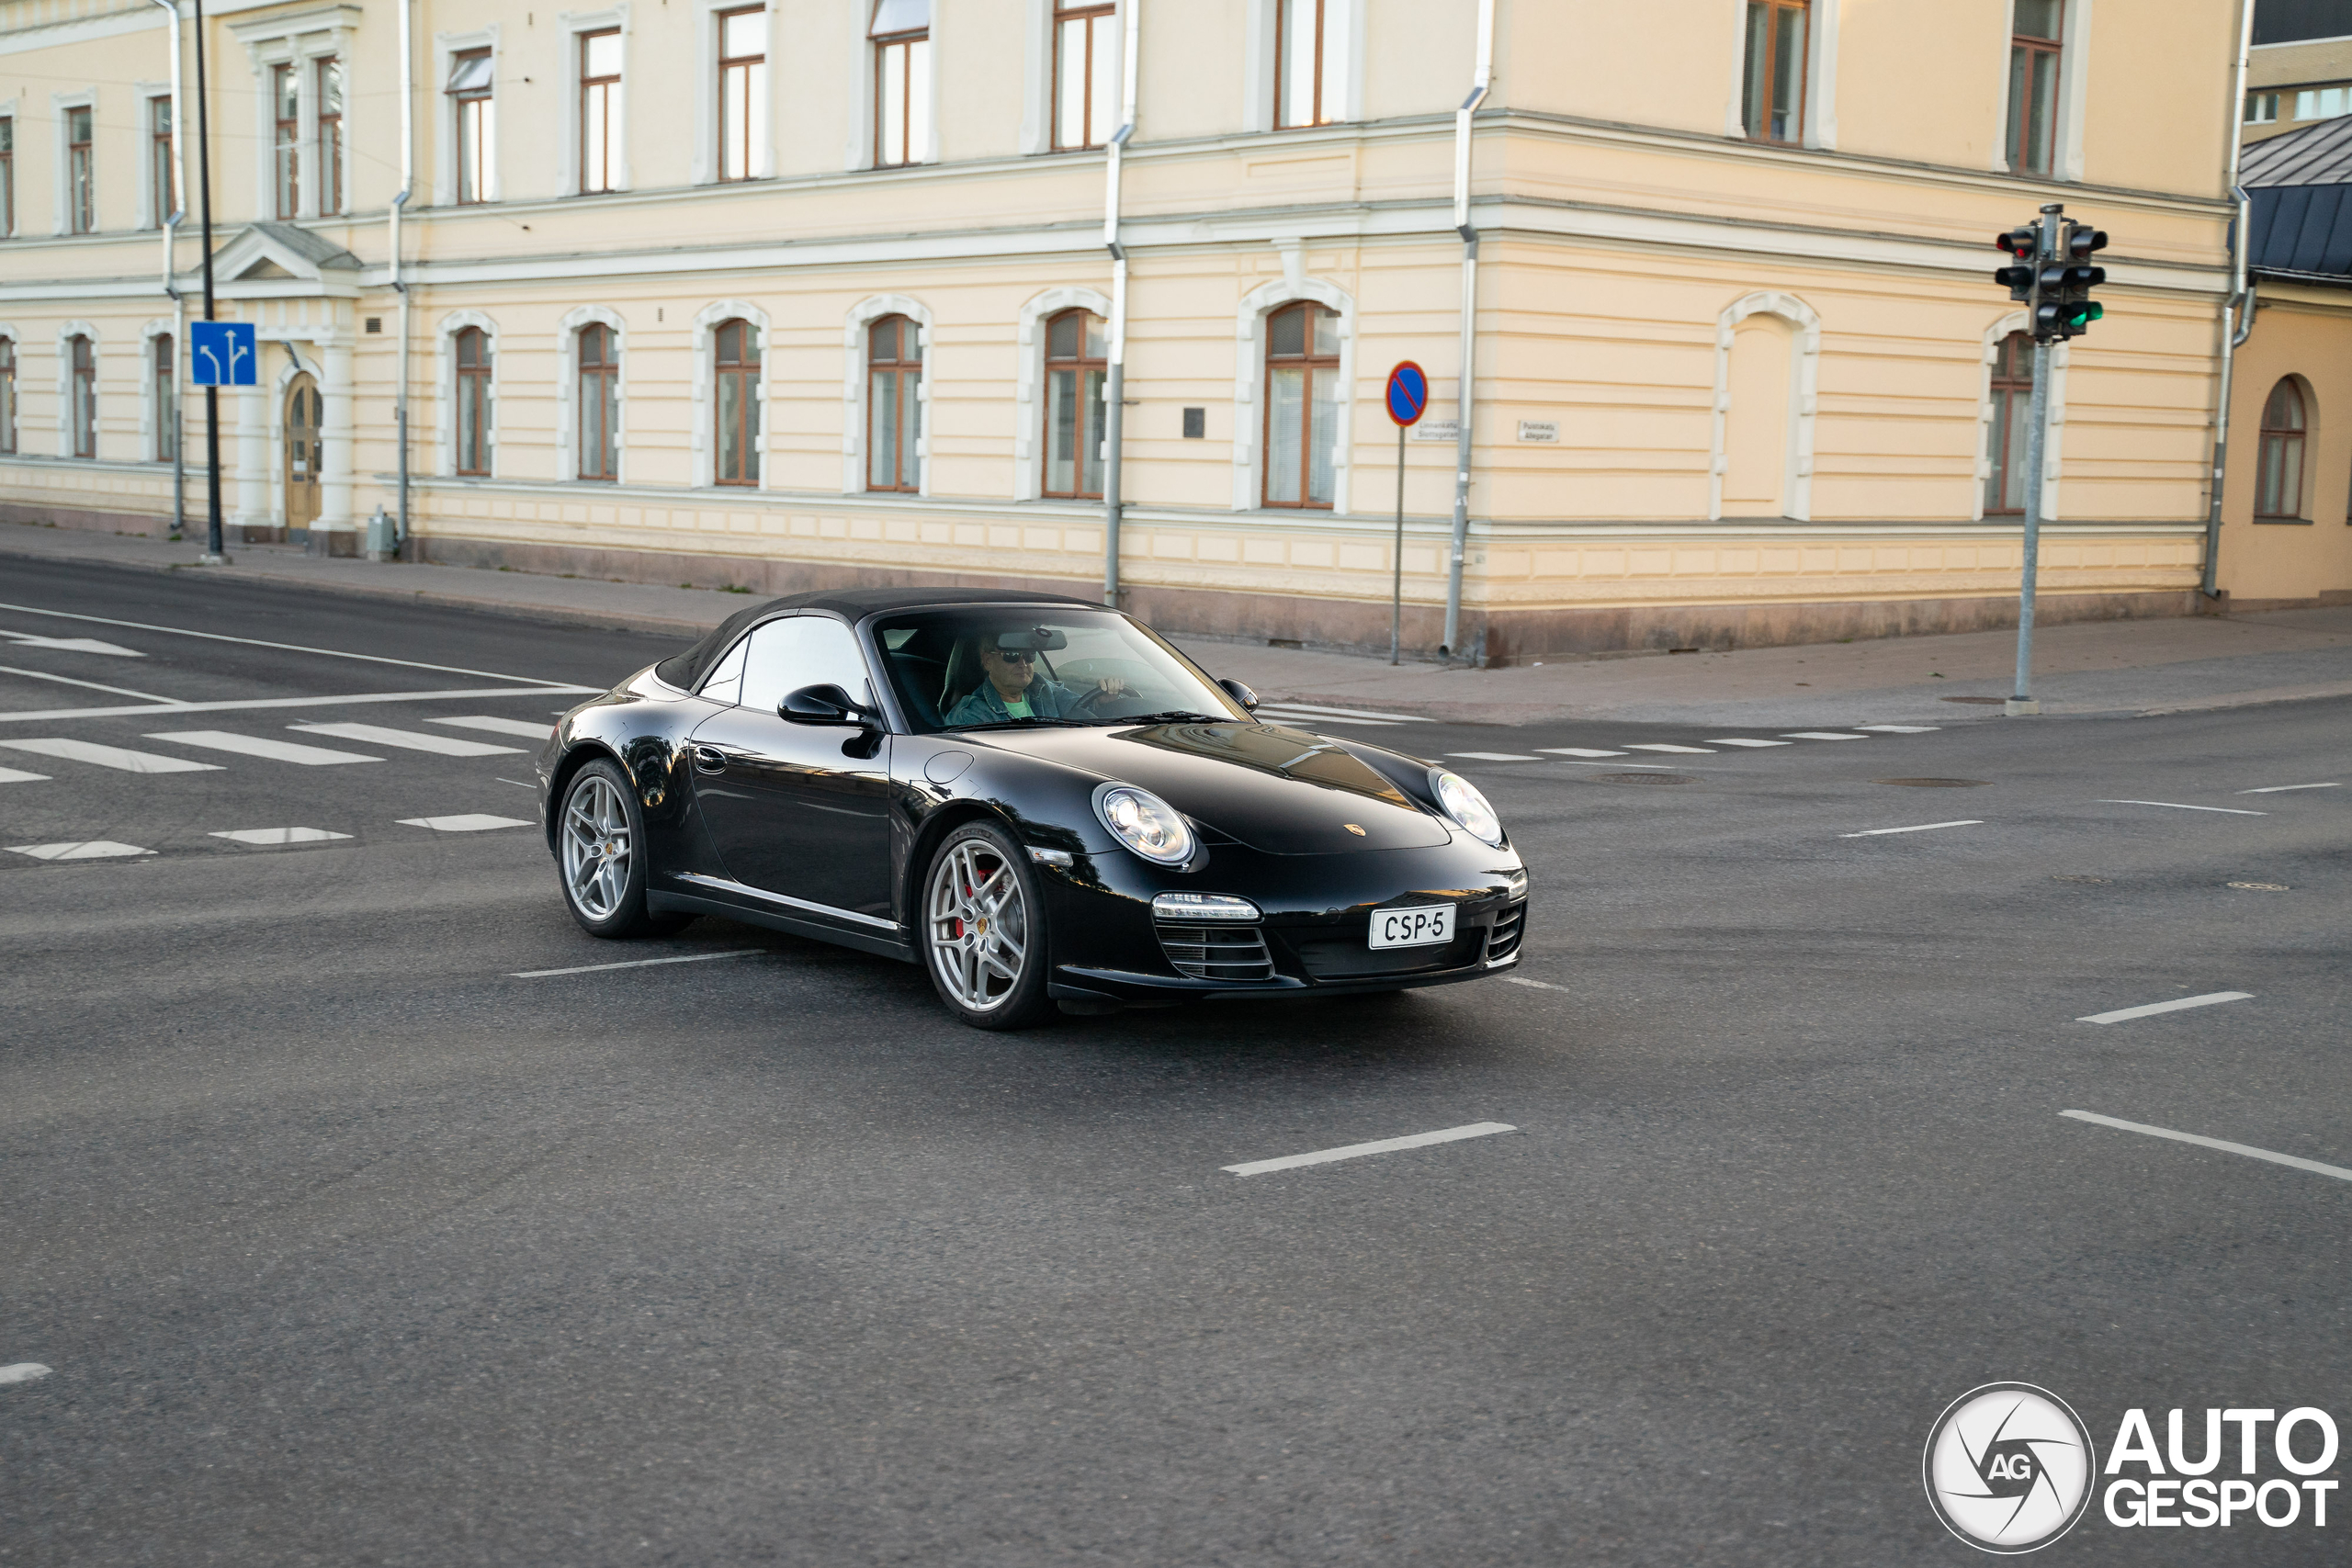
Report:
1097,710,1232,727
948,716,1091,731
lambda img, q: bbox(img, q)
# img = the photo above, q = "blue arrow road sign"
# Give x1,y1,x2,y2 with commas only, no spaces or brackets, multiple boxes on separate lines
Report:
189,321,256,387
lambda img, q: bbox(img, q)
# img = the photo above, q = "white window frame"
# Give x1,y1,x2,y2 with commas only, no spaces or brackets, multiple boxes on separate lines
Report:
1720,0,1840,150
55,319,98,458
52,90,96,237
1707,290,1820,523
436,310,500,479
559,303,628,483
1990,0,2091,181
1012,285,1114,500
847,0,940,171
695,0,773,185
1972,310,2067,523
1230,268,1356,514
1243,0,1363,134
842,292,932,496
694,299,771,489
134,83,172,230
230,6,357,222
434,27,501,207
561,6,633,197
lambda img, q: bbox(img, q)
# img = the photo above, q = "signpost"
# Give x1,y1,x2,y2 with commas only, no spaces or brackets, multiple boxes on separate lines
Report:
1385,361,1429,664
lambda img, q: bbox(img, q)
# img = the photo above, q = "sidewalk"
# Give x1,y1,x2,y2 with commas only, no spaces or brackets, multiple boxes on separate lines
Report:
7,519,2350,727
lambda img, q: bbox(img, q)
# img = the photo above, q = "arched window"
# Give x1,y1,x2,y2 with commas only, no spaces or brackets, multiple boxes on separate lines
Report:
0,336,15,455
455,326,492,476
1042,308,1105,500
1263,301,1338,509
2256,378,2306,521
153,333,175,462
578,321,618,481
714,318,760,486
1984,331,2033,515
69,334,96,459
866,313,921,492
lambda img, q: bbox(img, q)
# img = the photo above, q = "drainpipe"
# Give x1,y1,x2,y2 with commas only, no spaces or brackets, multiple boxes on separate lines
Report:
1102,0,1140,609
390,0,413,556
1440,0,1495,660
2202,0,2257,601
150,0,185,539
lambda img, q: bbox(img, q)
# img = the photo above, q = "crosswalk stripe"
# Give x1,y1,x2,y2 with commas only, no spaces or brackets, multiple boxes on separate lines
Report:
1536,748,1624,758
1447,751,1543,762
0,738,222,773
0,766,49,784
1252,701,1433,722
1624,743,1714,754
431,716,557,739
145,729,381,765
1855,724,1939,733
291,722,525,756
8,840,155,860
1705,739,1792,748
398,814,535,832
209,828,355,845
1782,731,1871,740
1254,709,1402,728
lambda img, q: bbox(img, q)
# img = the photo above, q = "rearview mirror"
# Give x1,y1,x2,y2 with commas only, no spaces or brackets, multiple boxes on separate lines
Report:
780,683,875,728
1218,677,1260,712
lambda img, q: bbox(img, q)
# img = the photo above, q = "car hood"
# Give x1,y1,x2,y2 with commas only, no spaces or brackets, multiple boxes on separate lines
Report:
967,720,1454,853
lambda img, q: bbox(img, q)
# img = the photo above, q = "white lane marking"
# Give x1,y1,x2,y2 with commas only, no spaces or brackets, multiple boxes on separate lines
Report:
292,722,524,757
0,629,143,656
432,715,557,739
0,666,185,702
2061,1110,2352,1184
1782,731,1871,740
209,828,354,845
1551,760,1712,771
1225,1122,1518,1177
8,840,155,861
0,601,593,688
1623,743,1714,754
0,738,221,773
398,814,533,832
494,777,536,789
1536,747,1625,758
1250,701,1433,722
1447,750,1543,762
1502,976,1569,993
1705,738,1792,748
0,685,602,724
0,1362,54,1385
1255,710,1402,728
2077,990,2253,1024
1839,819,1983,838
1856,724,1940,733
510,950,762,978
2098,799,2267,816
0,766,48,784
145,730,380,765
2238,782,2340,795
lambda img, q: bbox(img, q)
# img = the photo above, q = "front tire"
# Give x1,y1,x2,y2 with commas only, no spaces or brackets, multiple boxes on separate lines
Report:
922,821,1056,1030
557,758,683,939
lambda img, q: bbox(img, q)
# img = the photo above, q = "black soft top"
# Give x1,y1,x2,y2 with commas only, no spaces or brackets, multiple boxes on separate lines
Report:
650,585,1102,691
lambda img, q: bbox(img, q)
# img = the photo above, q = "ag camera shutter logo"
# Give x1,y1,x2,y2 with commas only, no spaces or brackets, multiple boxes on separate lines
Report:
1923,1383,2097,1552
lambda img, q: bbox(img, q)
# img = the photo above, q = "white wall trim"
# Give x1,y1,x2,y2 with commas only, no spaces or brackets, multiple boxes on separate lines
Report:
842,292,932,496
693,0,775,186
51,89,95,236
134,80,169,230
140,317,174,463
691,298,770,488
435,309,499,479
1012,285,1114,501
559,6,633,196
54,319,96,458
432,26,502,208
846,0,940,170
1230,268,1356,515
1708,289,1820,523
558,302,628,483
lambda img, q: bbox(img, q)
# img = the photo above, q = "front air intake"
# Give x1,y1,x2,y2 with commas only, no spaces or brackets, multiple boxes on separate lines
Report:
1156,921,1276,981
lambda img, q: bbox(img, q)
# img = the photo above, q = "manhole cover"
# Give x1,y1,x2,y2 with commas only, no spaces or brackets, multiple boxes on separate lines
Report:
2228,881,2290,891
2051,874,2111,885
1592,772,1694,785
1939,695,2007,705
1876,778,1991,788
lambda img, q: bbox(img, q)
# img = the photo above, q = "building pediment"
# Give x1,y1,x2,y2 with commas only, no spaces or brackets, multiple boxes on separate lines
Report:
209,222,365,299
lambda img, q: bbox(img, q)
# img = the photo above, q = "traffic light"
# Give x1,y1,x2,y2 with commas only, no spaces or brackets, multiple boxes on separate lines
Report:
2053,224,2109,337
1994,227,2038,301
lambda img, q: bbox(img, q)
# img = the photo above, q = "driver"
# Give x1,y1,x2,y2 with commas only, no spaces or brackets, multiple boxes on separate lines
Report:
944,633,1125,726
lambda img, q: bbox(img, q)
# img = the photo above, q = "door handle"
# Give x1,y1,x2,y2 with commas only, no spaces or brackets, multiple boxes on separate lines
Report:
692,745,728,773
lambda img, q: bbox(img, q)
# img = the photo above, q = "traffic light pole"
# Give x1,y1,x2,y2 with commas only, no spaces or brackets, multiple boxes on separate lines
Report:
2007,203,2064,717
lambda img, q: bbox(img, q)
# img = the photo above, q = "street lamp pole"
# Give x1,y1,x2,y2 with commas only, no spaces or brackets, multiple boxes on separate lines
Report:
192,0,229,564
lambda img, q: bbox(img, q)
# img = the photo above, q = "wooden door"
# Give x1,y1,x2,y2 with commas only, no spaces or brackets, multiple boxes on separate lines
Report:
284,374,322,532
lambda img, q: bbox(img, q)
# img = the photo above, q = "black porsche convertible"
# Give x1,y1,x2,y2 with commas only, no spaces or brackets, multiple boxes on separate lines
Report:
535,588,1527,1028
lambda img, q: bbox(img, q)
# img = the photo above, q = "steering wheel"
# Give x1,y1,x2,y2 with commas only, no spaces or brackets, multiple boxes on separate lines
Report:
1069,683,1122,716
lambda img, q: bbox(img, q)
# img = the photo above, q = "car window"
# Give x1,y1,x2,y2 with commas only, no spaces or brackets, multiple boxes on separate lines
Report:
738,615,875,716
698,636,750,705
871,606,1245,733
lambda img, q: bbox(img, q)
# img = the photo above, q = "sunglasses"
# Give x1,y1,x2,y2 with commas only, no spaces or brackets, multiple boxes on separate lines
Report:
991,649,1037,665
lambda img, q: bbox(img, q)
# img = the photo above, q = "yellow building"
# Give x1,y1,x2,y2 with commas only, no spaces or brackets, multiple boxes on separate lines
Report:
0,0,2270,661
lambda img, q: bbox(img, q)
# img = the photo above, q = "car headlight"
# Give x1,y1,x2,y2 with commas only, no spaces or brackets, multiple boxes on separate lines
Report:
1430,769,1506,848
1094,784,1195,865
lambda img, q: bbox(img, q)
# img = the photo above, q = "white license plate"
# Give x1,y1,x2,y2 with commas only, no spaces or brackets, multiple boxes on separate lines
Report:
1369,904,1454,950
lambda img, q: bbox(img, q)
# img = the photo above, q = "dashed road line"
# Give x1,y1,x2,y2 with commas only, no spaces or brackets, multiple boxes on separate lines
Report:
510,950,763,978
433,715,557,739
1839,819,1983,838
0,1363,53,1386
292,722,525,757
209,828,354,846
2076,991,2253,1024
2061,1110,2352,1184
1782,731,1870,741
2098,800,2267,816
0,686,602,724
145,729,381,765
8,841,155,861
1624,743,1714,754
1253,701,1434,723
1706,738,1792,748
2237,783,2340,795
1502,976,1570,993
1447,751,1542,762
1536,748,1624,758
1855,725,1940,733
0,766,48,784
1223,1122,1518,1177
0,666,185,703
398,814,534,833
0,738,221,773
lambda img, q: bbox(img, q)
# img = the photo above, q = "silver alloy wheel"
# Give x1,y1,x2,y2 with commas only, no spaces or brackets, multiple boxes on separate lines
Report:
561,772,633,922
926,837,1028,1012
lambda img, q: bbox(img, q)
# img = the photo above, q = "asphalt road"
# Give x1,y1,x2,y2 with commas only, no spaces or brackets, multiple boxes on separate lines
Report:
2,556,2346,1566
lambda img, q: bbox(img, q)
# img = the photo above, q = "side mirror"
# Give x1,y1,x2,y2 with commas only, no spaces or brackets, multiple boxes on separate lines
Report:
1218,677,1260,712
781,682,875,728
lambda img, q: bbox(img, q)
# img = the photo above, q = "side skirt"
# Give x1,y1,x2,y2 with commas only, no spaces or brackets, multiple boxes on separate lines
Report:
648,890,919,964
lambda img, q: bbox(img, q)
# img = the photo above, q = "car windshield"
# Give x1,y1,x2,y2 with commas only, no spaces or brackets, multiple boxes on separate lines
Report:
870,606,1249,733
